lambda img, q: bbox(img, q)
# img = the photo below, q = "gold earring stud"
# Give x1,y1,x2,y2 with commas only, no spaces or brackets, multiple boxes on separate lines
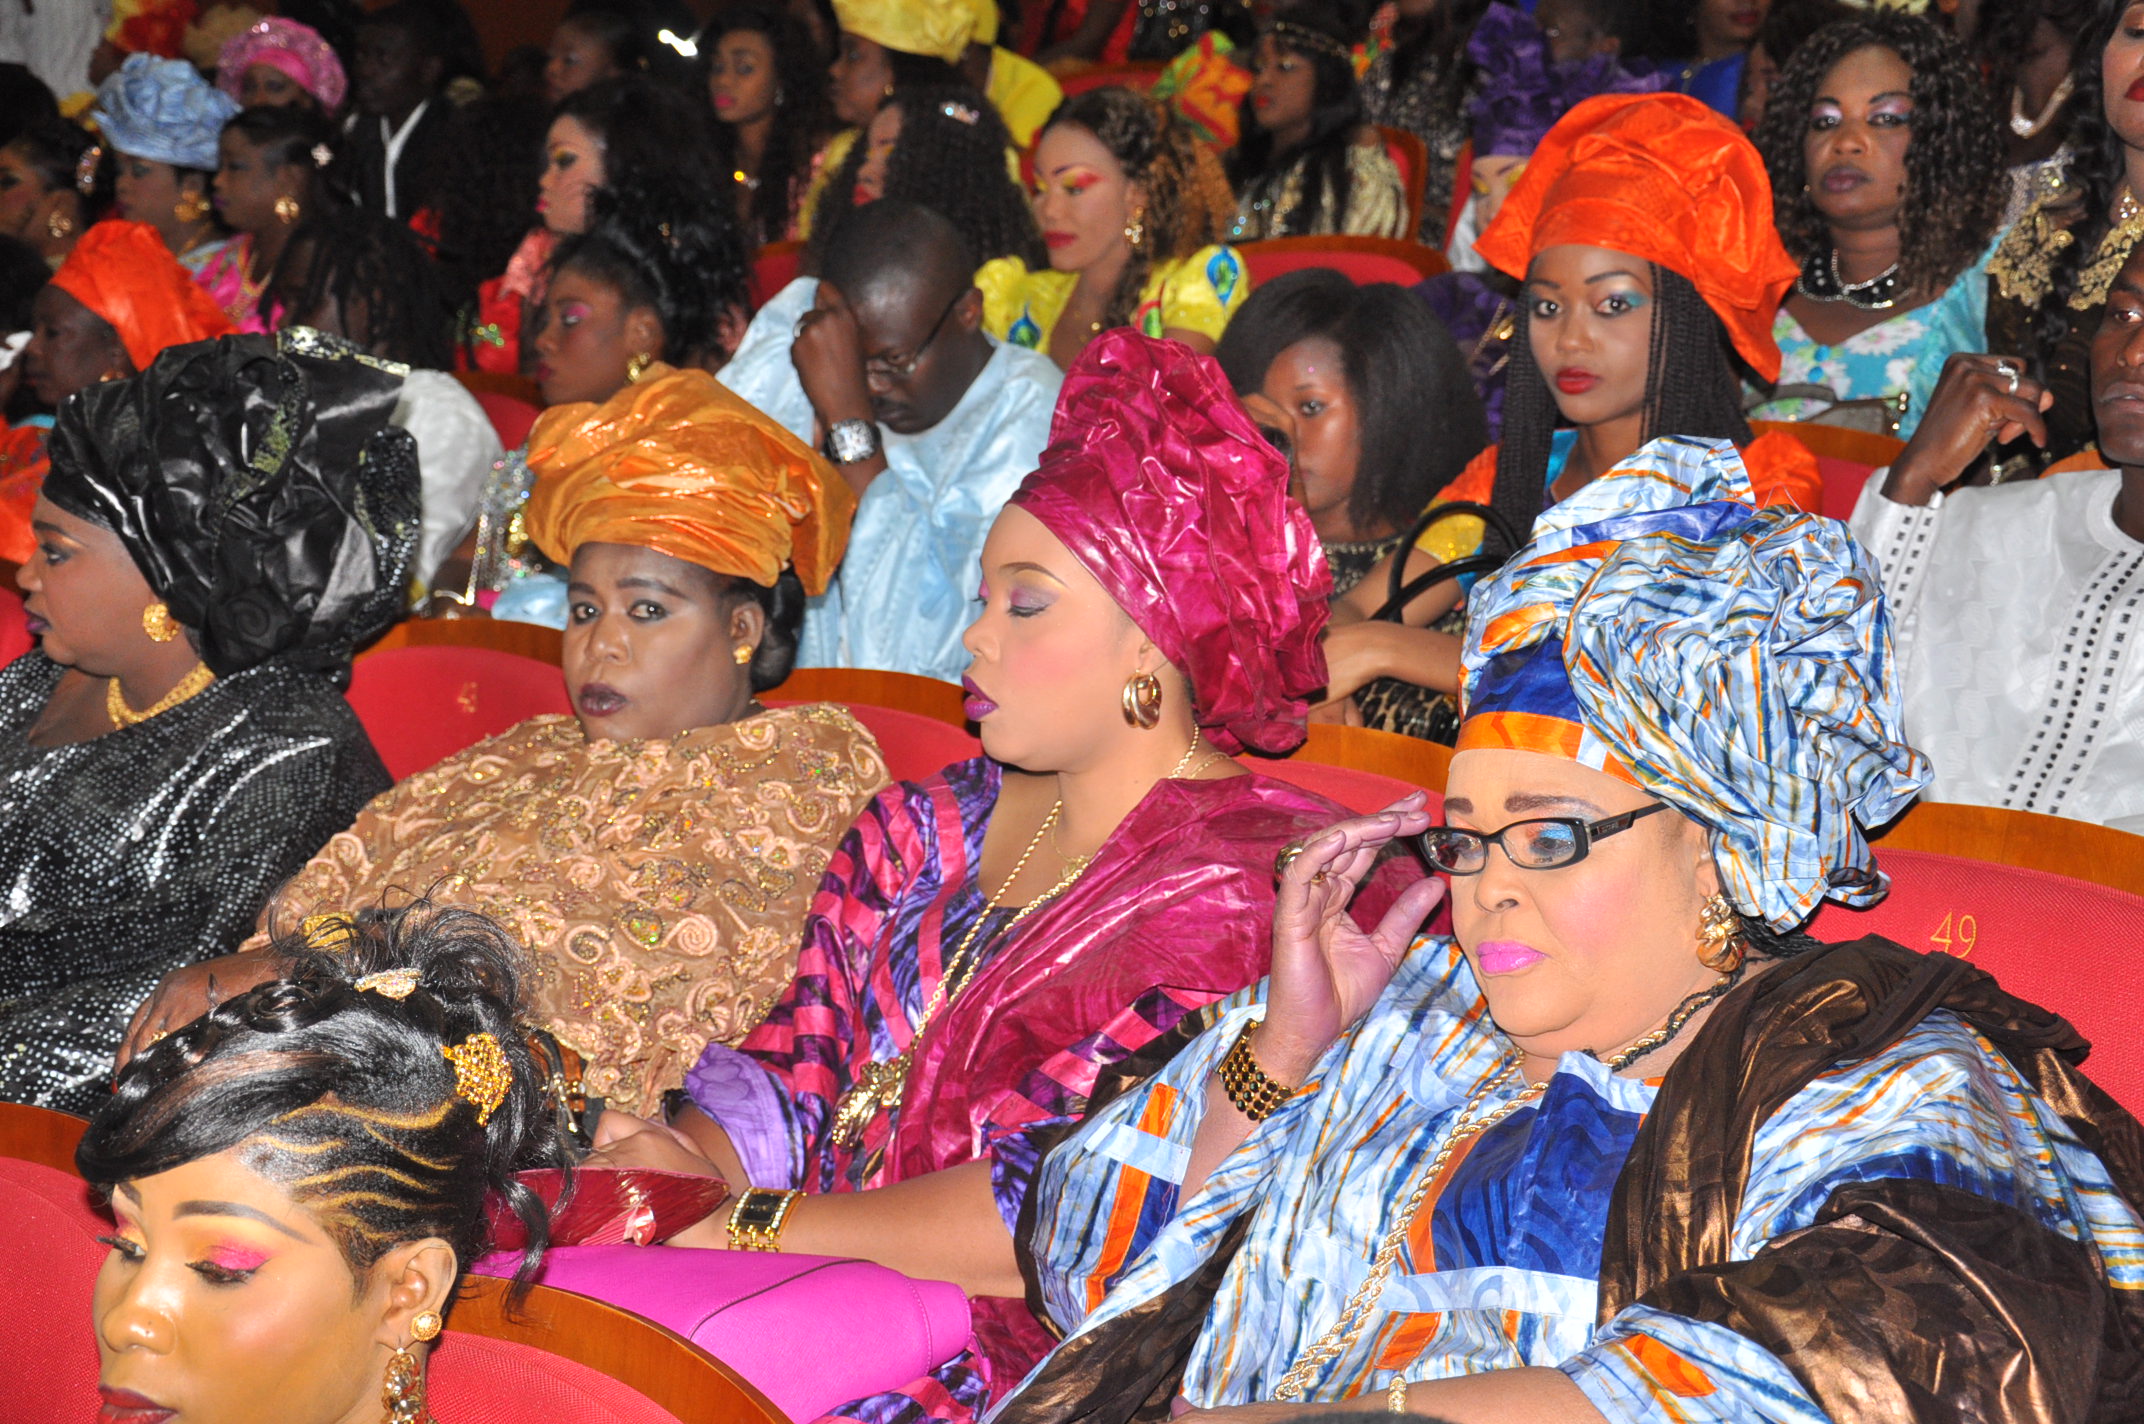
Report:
625,351,654,384
732,645,754,666
411,1309,442,1342
174,190,209,224
273,194,301,225
1123,208,1145,249
141,602,180,643
45,210,72,240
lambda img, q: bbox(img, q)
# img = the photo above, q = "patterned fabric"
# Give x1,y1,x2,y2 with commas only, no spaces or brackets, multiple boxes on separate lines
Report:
1226,141,1409,242
1008,937,2144,1419
684,756,1422,1419
1325,534,1460,743
215,17,346,111
1362,42,1469,243
461,227,551,375
92,53,238,170
1458,435,1929,928
1153,32,1252,150
976,246,1248,355
0,423,47,566
190,233,273,332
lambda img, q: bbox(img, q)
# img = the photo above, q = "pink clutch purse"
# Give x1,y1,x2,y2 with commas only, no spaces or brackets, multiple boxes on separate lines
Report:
486,1167,728,1251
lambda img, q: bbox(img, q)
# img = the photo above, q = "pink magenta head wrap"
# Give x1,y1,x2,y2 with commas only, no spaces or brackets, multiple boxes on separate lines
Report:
217,18,348,112
1009,330,1331,755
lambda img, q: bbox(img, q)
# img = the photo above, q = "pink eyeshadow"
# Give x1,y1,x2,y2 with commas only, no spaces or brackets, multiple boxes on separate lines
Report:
203,1244,271,1273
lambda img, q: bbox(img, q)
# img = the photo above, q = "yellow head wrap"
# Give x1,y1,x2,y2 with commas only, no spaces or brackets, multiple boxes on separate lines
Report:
832,0,975,62
523,365,855,595
961,0,1001,46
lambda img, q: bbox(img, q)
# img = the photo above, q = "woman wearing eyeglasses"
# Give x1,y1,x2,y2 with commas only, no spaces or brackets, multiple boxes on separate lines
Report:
996,435,2144,1424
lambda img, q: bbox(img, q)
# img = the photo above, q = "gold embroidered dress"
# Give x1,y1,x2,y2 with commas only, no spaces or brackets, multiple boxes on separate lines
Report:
254,704,889,1113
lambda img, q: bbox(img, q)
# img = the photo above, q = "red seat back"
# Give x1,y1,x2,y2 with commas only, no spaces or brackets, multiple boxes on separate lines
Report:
346,645,573,781
1056,64,1165,98
1814,455,1877,521
750,242,803,309
767,698,980,783
472,391,541,452
1377,125,1428,238
428,1332,699,1423
0,586,28,668
0,1157,108,1421
1810,848,2144,1115
1239,236,1449,289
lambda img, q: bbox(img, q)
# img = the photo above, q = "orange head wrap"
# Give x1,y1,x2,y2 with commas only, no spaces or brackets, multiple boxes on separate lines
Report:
523,365,855,594
49,220,236,375
1475,92,1796,382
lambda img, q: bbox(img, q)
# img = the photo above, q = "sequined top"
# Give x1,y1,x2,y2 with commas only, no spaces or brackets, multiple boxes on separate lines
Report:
251,705,891,1115
0,653,390,1113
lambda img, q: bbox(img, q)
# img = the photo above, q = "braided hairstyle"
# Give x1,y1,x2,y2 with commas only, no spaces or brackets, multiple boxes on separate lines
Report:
701,3,836,248
275,206,460,368
549,173,751,368
805,84,1045,271
1228,6,1369,238
1488,265,1750,558
1754,11,2004,301
1041,87,1235,329
77,899,566,1294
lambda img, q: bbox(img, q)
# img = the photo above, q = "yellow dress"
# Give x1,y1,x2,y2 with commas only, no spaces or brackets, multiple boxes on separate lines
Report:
249,704,890,1114
975,245,1250,352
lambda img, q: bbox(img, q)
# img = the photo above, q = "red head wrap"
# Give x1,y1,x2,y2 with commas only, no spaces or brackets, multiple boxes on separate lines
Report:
1475,92,1796,381
1010,330,1330,755
50,221,236,375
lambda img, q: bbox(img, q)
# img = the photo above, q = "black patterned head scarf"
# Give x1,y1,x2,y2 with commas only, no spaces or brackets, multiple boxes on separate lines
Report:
42,330,421,678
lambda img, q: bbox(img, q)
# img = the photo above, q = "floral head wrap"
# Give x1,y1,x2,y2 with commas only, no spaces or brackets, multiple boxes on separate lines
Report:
217,19,349,112
831,0,975,62
51,221,237,374
1009,330,1330,756
91,53,240,171
1466,4,1663,158
1457,435,1931,929
1475,91,1797,381
523,365,856,594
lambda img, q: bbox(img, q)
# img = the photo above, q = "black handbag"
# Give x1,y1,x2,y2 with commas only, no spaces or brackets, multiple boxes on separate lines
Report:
1368,500,1525,623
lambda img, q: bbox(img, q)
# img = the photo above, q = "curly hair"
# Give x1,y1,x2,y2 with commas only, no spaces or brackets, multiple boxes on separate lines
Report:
1228,6,1370,237
275,207,459,368
703,4,839,249
2031,0,2132,325
78,897,569,1296
555,74,739,236
429,95,549,295
1753,11,2004,299
551,173,751,367
805,84,1046,271
1041,86,1235,329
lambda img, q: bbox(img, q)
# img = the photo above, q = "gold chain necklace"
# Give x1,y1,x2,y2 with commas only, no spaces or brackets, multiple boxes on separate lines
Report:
827,729,1208,1149
1269,965,1744,1401
106,664,215,729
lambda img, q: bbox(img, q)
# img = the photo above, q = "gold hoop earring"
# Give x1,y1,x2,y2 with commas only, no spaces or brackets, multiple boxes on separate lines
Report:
382,1343,427,1424
141,602,180,643
45,209,73,240
732,644,754,666
1121,670,1162,730
625,351,654,384
174,190,209,224
1123,207,1145,249
273,194,301,225
1697,892,1746,974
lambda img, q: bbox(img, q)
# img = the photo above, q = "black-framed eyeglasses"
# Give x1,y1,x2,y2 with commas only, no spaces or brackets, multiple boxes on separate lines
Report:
863,289,964,381
1417,802,1668,874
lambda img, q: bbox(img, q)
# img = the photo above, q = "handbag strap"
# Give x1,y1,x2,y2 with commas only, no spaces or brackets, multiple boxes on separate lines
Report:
1374,500,1523,623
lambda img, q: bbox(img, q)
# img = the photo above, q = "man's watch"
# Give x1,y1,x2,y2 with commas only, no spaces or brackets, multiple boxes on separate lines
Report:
825,418,881,465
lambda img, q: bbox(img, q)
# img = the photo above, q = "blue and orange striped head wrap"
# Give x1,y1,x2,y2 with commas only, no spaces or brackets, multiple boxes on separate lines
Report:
1456,435,1931,929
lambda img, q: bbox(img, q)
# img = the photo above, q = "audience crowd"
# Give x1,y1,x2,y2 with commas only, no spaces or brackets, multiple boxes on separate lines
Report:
0,0,2140,1421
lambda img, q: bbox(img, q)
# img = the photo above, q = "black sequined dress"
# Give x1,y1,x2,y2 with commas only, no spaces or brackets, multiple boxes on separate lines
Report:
0,653,390,1113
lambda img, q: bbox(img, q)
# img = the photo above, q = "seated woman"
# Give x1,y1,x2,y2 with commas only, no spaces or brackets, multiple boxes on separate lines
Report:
200,104,342,331
128,364,884,1115
90,54,241,280
980,87,1245,367
81,899,563,1424
544,5,643,105
586,331,1424,1422
0,118,104,269
1330,93,1820,727
803,82,1046,273
703,3,838,248
0,330,417,1113
214,16,348,114
806,0,971,240
1748,11,2006,440
1226,7,1409,242
1216,267,1488,740
1002,435,2144,1423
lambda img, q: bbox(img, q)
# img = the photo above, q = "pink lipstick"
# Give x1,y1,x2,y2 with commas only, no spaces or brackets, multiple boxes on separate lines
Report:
962,676,997,721
1475,940,1547,976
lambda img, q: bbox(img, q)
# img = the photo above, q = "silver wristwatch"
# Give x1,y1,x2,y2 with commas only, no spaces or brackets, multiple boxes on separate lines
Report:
825,418,881,465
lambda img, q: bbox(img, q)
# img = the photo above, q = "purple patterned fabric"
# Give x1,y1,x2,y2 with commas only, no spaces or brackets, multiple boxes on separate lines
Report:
1466,2,1665,158
1415,270,1514,441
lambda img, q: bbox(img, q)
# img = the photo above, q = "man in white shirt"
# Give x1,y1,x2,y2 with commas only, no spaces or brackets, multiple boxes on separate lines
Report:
1849,249,2144,832
347,2,453,220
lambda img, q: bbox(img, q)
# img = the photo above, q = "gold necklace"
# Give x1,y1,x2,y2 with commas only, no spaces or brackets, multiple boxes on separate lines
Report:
106,663,215,728
827,731,1211,1149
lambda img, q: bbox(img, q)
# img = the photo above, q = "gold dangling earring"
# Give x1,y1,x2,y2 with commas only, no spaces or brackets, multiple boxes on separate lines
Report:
1697,892,1747,974
141,602,180,643
45,209,72,240
273,194,301,225
625,351,654,384
174,190,209,224
1120,670,1162,729
1123,206,1145,250
381,1344,426,1423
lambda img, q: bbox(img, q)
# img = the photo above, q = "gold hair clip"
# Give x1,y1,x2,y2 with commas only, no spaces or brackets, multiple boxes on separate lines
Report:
441,1032,512,1125
301,913,356,951
354,968,420,1000
311,143,333,169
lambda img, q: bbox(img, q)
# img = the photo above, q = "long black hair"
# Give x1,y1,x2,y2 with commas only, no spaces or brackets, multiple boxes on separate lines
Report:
429,94,549,297
221,103,350,216
9,117,107,219
701,3,836,248
1228,6,1368,237
276,206,459,368
2031,0,2132,327
79,899,568,1296
1217,268,1487,535
553,75,739,238
550,173,751,367
1488,265,1750,558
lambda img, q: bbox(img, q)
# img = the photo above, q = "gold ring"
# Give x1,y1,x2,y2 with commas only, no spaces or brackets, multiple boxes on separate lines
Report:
1273,842,1308,877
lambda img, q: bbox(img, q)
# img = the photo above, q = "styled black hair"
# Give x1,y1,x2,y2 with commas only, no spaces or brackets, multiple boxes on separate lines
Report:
1754,11,2003,300
0,63,56,150
276,207,458,368
1228,5,1369,238
702,3,838,248
551,175,751,367
554,75,738,241
1218,268,1487,534
7,117,107,217
1489,264,1750,558
806,84,1045,272
78,899,567,1294
429,95,548,299
223,103,349,212
728,568,805,691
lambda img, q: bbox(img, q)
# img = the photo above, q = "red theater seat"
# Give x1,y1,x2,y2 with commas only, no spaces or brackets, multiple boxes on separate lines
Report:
346,645,572,781
471,390,541,452
0,586,28,667
750,241,803,309
1239,235,1449,288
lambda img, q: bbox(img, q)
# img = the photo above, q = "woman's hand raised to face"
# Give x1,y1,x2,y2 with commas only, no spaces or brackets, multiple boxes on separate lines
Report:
1882,353,2054,506
116,950,281,1071
1257,795,1445,1086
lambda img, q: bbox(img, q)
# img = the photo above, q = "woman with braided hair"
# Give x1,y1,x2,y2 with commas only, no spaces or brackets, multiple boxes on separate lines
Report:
80,898,567,1424
979,86,1246,368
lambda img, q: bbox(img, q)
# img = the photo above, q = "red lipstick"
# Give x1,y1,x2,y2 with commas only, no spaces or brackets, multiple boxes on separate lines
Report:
1554,367,1600,395
1043,231,1077,249
98,1387,175,1424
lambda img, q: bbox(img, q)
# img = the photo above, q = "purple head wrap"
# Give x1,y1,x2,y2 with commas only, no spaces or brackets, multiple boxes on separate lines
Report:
1466,3,1664,158
1009,331,1331,755
217,18,348,112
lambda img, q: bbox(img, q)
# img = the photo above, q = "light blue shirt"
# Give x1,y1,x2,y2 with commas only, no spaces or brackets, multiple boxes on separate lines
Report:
719,277,1063,684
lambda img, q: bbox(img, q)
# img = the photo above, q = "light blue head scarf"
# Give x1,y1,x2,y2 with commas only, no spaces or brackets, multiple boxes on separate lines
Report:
1458,434,1932,930
93,54,241,172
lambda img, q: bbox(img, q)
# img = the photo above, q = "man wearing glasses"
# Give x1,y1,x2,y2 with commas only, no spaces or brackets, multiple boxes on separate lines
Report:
720,200,1062,683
